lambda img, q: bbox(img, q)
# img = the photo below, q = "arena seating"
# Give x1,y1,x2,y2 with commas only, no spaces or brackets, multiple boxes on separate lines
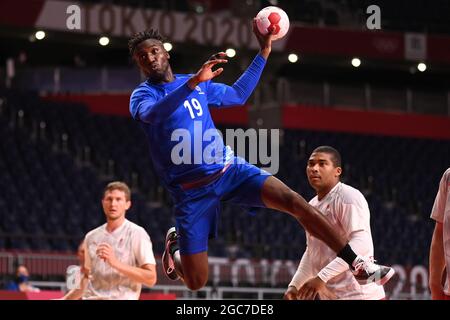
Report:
0,89,448,268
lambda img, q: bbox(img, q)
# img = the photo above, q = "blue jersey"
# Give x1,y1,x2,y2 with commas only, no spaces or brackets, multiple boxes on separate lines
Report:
130,54,266,191
130,76,233,188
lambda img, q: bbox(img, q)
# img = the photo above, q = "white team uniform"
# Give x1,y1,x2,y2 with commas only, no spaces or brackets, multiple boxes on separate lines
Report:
430,168,450,296
290,182,385,300
83,219,156,300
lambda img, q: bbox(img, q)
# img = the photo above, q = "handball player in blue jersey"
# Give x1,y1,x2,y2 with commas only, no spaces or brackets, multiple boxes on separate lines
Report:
128,21,393,291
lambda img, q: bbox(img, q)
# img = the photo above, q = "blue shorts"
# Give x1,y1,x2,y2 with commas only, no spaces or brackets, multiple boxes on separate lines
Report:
172,159,271,255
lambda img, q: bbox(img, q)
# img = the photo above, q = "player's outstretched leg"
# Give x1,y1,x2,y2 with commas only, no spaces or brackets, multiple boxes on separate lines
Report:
162,227,209,290
261,175,394,285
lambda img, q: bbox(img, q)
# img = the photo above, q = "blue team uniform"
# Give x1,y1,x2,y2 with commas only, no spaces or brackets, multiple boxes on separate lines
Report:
130,54,270,254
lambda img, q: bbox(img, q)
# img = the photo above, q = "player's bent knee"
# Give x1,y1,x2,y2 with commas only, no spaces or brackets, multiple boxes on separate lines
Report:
184,274,208,291
180,251,208,290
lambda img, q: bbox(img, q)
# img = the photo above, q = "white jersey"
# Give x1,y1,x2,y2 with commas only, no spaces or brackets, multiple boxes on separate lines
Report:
430,168,450,295
83,219,156,300
302,182,385,300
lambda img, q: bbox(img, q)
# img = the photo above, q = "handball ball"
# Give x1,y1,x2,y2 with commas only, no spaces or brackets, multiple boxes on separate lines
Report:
255,6,290,40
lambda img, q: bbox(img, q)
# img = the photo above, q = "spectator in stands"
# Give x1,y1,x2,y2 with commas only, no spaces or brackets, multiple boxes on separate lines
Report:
6,265,40,292
429,168,450,300
61,181,157,300
284,146,391,300
128,24,393,292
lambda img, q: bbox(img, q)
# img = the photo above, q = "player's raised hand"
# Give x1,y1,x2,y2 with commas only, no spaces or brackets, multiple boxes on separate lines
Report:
188,52,228,89
252,18,273,59
283,286,299,300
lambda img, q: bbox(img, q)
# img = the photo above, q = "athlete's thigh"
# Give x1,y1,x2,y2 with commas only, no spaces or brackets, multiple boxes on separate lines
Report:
220,160,271,208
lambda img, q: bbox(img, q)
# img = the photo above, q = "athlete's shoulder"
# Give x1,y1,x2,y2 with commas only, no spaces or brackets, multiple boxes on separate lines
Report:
309,195,319,205
85,224,106,240
442,168,450,182
335,182,367,206
131,81,156,96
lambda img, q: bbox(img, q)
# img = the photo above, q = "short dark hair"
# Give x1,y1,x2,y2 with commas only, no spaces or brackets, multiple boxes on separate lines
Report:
128,29,166,56
103,181,131,201
312,145,342,168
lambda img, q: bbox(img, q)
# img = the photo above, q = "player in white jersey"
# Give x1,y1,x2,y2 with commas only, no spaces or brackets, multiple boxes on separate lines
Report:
429,168,450,300
284,146,392,300
62,182,157,300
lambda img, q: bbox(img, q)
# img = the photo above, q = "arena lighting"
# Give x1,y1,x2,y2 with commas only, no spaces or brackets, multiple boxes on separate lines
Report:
417,62,427,72
35,31,46,40
288,53,298,63
99,36,110,46
351,57,361,67
225,48,236,58
163,42,173,52
194,5,204,13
